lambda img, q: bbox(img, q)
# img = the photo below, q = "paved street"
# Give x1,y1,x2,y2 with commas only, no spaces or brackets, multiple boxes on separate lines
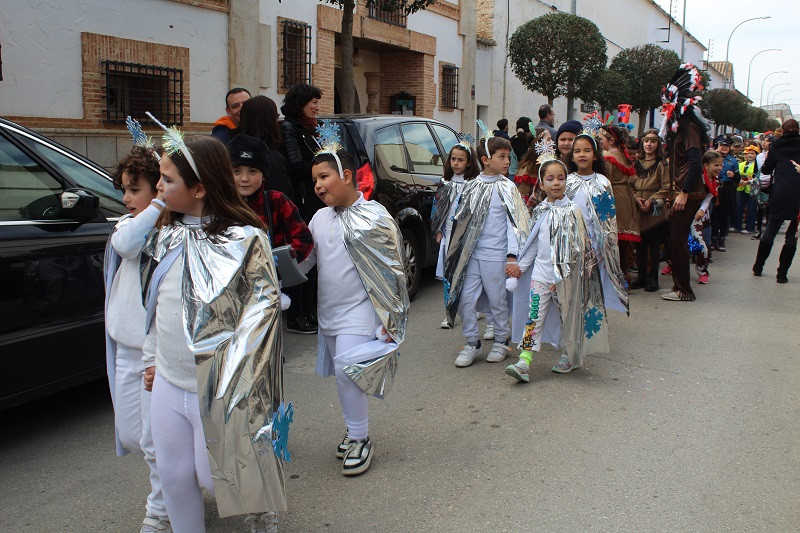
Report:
2,231,799,532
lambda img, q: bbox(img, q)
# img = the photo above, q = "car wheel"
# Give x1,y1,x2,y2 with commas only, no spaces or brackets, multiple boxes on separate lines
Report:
400,228,422,301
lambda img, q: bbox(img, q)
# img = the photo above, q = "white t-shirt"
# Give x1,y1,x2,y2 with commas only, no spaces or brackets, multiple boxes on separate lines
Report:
308,194,379,337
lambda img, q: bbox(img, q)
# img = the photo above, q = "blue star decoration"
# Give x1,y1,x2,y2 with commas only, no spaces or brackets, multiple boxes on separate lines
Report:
688,235,704,255
315,119,342,152
271,402,293,463
584,306,604,339
592,190,616,222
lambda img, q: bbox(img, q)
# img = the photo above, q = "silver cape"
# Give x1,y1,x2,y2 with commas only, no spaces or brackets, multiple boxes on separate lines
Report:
140,221,286,517
565,173,629,315
511,199,607,364
444,176,530,325
431,178,467,236
338,200,410,396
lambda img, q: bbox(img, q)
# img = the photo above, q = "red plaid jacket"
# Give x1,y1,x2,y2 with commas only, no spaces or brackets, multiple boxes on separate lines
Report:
245,188,314,262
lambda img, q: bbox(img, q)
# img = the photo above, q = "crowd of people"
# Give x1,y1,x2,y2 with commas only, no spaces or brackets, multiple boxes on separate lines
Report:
100,63,799,533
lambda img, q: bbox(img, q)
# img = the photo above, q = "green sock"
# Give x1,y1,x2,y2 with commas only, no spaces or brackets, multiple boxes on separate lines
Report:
519,350,533,365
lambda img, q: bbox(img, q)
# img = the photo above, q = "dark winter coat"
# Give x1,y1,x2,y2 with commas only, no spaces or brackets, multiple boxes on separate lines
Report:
264,148,296,205
761,132,800,221
280,117,323,221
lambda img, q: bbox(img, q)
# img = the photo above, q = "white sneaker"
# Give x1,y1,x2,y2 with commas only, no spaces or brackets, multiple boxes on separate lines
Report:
486,341,509,363
476,312,485,321
245,512,278,533
455,343,481,367
440,317,451,329
483,323,495,340
140,515,172,533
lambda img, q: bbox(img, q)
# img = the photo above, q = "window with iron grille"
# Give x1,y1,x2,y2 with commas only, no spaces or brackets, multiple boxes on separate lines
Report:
281,20,312,90
102,60,183,125
441,65,459,110
368,4,407,27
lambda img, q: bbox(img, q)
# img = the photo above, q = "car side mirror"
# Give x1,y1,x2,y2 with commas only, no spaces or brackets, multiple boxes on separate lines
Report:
61,188,100,221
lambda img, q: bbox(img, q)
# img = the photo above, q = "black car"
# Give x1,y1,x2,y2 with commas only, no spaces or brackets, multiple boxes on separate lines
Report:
0,118,125,410
324,115,461,299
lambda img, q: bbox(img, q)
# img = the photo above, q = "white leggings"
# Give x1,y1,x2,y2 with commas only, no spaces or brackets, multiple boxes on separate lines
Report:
150,374,214,533
114,345,165,519
324,334,372,440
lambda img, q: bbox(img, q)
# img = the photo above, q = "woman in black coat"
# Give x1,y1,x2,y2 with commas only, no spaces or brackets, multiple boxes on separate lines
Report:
280,84,324,222
753,119,800,282
237,96,297,204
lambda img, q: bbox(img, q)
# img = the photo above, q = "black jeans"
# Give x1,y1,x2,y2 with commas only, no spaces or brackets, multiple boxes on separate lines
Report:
760,217,799,246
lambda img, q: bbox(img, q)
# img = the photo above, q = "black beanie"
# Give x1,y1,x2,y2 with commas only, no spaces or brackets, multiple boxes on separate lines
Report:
555,120,582,143
226,134,271,177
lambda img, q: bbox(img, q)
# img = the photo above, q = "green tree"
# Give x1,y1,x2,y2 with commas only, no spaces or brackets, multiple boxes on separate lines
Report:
589,69,631,116
322,0,435,113
735,106,770,133
509,13,606,120
609,44,681,134
699,89,749,135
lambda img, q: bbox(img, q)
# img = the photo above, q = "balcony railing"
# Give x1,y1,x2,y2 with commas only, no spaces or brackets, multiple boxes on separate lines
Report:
368,4,407,27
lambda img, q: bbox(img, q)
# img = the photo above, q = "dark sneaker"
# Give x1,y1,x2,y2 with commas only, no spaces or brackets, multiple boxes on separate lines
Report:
336,432,350,459
342,437,373,476
286,316,317,334
717,241,726,252
644,277,659,292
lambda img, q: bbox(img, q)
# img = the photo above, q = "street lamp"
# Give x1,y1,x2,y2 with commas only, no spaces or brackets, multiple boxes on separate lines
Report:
766,83,790,106
746,48,781,99
771,90,792,107
760,71,787,106
724,16,771,89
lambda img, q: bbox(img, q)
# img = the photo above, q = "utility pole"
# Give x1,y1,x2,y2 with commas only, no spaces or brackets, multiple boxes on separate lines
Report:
566,0,577,120
680,0,686,61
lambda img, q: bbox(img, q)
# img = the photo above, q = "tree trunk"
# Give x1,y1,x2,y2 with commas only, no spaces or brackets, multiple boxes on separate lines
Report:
340,0,355,114
638,110,646,136
548,95,554,107
566,94,574,121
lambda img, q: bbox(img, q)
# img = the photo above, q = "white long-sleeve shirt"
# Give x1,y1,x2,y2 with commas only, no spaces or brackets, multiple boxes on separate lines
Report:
442,174,465,241
472,174,519,261
304,193,380,337
106,204,160,349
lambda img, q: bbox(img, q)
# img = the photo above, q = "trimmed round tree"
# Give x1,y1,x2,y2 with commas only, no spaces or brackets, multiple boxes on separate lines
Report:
590,69,632,116
609,44,681,134
509,12,606,119
700,89,749,135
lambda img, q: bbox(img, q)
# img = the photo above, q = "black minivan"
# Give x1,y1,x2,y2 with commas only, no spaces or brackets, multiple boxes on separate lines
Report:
0,118,125,410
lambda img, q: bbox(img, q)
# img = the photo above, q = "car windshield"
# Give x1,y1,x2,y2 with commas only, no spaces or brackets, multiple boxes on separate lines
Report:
13,132,125,217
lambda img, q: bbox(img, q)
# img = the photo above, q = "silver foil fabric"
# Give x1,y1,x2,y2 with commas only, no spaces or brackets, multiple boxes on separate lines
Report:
519,199,603,363
565,173,630,315
338,200,410,395
431,178,467,236
141,221,286,517
444,177,531,325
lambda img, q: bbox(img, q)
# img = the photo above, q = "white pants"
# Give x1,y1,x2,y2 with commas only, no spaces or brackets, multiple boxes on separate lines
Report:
323,334,372,441
114,344,166,519
151,374,214,533
459,258,509,343
519,280,556,353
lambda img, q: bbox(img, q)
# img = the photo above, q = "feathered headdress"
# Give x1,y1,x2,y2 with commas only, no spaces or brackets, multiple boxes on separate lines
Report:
125,116,160,161
535,137,567,178
145,112,200,180
659,63,706,141
315,119,345,180
476,119,493,158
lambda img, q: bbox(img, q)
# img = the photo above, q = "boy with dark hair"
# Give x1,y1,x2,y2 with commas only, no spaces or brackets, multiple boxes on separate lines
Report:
445,135,530,367
494,118,510,139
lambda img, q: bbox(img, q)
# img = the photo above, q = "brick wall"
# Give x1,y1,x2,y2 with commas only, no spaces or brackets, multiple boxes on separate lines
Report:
380,52,435,118
168,0,229,12
314,28,336,114
427,0,460,22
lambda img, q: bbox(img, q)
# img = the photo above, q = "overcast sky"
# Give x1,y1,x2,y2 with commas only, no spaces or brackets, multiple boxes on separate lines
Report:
653,0,798,110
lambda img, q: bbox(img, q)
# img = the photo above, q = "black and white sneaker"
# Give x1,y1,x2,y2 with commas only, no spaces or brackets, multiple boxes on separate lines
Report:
341,437,373,476
336,432,350,459
286,315,317,334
